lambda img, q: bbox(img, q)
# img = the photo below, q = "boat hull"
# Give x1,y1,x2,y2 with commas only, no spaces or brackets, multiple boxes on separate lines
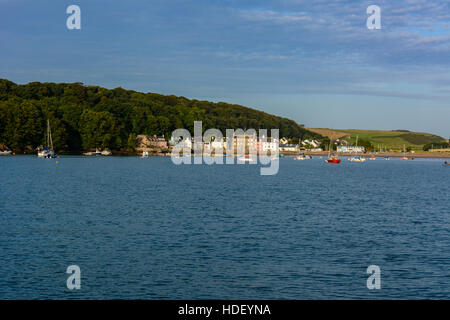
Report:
349,158,366,162
38,149,57,158
327,159,341,163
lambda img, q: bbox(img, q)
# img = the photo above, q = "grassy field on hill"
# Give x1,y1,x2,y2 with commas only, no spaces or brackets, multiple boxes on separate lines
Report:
309,128,446,151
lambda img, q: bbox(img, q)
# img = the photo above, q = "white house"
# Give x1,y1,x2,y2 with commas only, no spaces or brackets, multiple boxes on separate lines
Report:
257,137,278,152
181,137,192,149
301,139,320,148
263,141,278,152
337,145,365,153
280,144,298,152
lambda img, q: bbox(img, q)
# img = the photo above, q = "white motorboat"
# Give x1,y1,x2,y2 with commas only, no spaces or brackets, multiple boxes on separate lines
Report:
295,153,312,160
101,149,112,156
83,148,102,156
238,155,256,162
349,156,366,162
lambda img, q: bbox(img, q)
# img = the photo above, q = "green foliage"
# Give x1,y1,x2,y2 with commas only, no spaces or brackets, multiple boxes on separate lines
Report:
357,138,374,152
288,137,299,144
319,137,331,151
79,109,119,149
127,133,137,149
423,142,450,151
339,129,446,151
372,133,444,145
0,79,321,152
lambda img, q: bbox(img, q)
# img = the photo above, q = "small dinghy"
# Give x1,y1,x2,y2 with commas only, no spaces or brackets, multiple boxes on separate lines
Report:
0,150,12,156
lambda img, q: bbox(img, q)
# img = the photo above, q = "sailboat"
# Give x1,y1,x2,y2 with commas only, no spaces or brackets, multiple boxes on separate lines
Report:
402,144,408,160
326,139,341,163
37,119,57,158
348,135,366,162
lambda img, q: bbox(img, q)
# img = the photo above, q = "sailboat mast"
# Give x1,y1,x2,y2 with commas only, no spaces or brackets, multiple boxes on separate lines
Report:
48,119,54,150
328,139,332,156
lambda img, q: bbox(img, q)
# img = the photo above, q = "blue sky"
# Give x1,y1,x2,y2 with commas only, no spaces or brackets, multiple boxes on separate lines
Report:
1,0,450,137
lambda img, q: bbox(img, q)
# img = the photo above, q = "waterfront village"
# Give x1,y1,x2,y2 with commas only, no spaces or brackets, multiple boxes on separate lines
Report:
0,131,365,157
133,133,363,156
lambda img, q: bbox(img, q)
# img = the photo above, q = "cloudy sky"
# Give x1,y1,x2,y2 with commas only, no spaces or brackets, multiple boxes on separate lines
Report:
2,0,450,136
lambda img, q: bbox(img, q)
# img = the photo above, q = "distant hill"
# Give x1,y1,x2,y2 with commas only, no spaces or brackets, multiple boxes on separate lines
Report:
307,128,350,140
0,79,320,153
309,128,446,151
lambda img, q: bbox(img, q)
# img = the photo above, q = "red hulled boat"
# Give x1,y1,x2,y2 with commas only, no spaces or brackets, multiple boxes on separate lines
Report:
326,139,341,164
327,157,341,163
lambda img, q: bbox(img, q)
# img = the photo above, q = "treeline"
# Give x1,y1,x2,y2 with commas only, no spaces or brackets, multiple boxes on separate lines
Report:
319,137,374,151
423,142,450,151
0,79,321,153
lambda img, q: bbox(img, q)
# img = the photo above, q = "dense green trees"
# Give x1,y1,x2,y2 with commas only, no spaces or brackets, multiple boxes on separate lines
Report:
357,138,374,152
423,142,450,151
0,79,321,153
0,99,43,150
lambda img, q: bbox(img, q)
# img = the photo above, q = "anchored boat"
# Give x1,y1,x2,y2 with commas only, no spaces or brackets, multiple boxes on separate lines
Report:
238,154,256,162
326,140,341,163
327,156,341,163
83,148,102,156
295,153,312,160
37,119,58,158
401,144,410,160
349,156,366,162
0,150,12,156
101,149,112,156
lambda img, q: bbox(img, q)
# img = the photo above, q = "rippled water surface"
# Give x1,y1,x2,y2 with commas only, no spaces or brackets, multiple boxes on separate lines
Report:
1,156,449,299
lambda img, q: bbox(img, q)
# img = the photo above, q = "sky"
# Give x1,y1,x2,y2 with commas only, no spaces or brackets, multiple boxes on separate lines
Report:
1,0,450,137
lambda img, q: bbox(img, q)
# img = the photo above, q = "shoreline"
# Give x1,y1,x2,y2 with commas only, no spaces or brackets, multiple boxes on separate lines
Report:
298,151,450,159
4,151,450,159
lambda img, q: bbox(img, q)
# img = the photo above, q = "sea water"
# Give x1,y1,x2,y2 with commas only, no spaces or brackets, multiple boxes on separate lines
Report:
0,156,449,299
